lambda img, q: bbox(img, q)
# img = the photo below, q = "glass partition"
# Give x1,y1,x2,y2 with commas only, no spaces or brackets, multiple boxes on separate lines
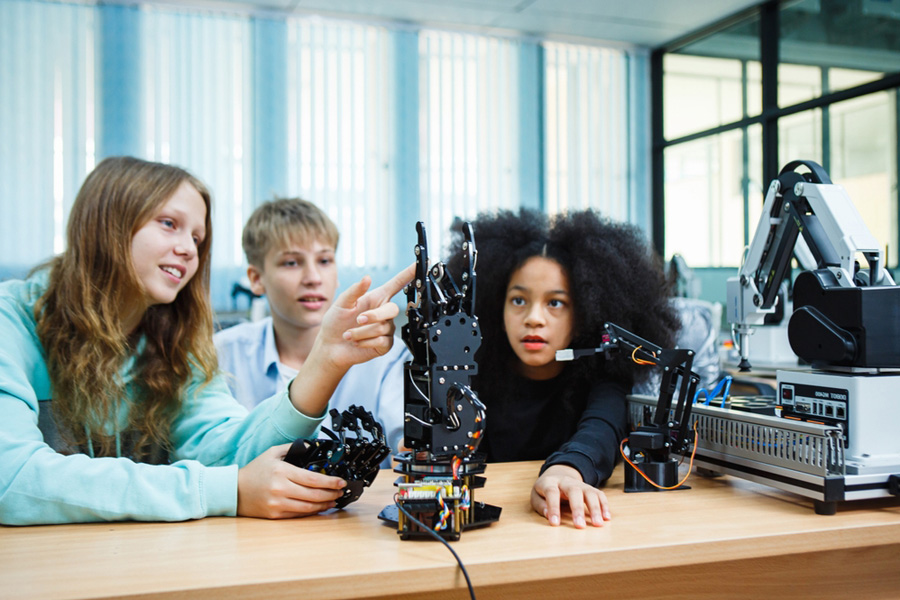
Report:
657,0,899,272
665,125,762,267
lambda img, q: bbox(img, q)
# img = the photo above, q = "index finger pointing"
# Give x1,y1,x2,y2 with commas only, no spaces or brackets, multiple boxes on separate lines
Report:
333,275,373,310
370,263,416,306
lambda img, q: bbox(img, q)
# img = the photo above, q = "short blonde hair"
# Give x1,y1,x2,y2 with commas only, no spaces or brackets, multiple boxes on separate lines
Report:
242,198,339,268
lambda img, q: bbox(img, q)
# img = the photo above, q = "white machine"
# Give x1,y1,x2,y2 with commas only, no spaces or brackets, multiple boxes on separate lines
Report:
663,159,900,514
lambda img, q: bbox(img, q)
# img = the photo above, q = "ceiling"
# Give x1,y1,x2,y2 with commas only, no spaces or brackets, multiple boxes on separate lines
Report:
159,0,765,48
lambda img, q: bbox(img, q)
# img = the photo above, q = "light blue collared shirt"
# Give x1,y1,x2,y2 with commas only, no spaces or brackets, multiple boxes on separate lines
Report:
214,317,409,466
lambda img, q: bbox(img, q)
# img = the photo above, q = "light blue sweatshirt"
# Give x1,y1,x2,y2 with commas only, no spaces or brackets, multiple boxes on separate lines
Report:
0,274,325,525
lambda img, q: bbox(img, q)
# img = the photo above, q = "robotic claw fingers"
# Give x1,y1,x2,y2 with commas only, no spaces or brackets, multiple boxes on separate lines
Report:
284,405,390,508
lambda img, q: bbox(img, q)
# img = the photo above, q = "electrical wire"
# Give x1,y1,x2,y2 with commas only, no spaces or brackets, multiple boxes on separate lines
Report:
738,244,750,274
404,412,434,428
434,491,452,530
618,423,699,490
730,245,753,356
407,369,432,404
394,494,477,600
730,324,743,356
693,375,733,406
630,345,657,366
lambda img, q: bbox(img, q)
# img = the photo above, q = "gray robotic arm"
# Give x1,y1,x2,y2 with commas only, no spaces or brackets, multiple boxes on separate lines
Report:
727,160,896,371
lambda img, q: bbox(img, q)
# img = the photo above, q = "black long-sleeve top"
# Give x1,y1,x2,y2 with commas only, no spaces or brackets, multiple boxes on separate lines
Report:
477,372,629,487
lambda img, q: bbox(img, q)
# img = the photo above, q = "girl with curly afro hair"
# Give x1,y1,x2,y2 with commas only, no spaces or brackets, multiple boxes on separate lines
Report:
447,208,679,529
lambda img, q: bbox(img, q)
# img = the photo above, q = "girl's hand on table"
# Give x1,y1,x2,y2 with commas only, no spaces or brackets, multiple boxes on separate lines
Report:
531,464,611,528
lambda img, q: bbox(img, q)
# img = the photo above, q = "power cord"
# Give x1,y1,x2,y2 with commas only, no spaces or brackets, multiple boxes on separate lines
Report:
394,495,476,600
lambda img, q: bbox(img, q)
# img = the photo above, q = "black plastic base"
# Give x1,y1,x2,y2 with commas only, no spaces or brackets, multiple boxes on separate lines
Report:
378,501,502,540
814,500,837,515
624,459,690,492
380,452,501,540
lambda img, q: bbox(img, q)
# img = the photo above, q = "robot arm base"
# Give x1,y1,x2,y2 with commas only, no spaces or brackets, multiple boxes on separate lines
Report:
624,459,690,492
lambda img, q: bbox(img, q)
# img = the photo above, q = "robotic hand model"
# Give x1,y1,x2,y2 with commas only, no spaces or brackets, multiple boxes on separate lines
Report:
379,221,501,541
284,405,390,508
558,322,700,492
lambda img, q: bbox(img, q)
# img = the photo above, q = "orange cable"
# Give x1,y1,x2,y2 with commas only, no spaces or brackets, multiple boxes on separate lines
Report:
631,345,657,366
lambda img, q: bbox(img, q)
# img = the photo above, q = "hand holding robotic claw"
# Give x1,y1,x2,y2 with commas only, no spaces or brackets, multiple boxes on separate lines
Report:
379,221,501,541
284,405,390,509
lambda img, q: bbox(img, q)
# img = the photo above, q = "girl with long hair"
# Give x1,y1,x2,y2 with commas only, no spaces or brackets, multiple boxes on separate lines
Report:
448,209,679,529
0,156,412,525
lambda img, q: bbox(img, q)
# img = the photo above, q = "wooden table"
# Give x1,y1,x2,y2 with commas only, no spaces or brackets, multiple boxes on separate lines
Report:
3,460,899,600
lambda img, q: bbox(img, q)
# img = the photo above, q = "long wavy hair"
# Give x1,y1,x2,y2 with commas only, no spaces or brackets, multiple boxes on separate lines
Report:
35,156,217,458
448,209,678,413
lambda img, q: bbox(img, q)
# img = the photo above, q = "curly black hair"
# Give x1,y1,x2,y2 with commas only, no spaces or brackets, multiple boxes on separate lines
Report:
447,209,678,407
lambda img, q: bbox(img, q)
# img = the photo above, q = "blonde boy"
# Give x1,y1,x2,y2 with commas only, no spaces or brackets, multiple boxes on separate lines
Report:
215,199,407,462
